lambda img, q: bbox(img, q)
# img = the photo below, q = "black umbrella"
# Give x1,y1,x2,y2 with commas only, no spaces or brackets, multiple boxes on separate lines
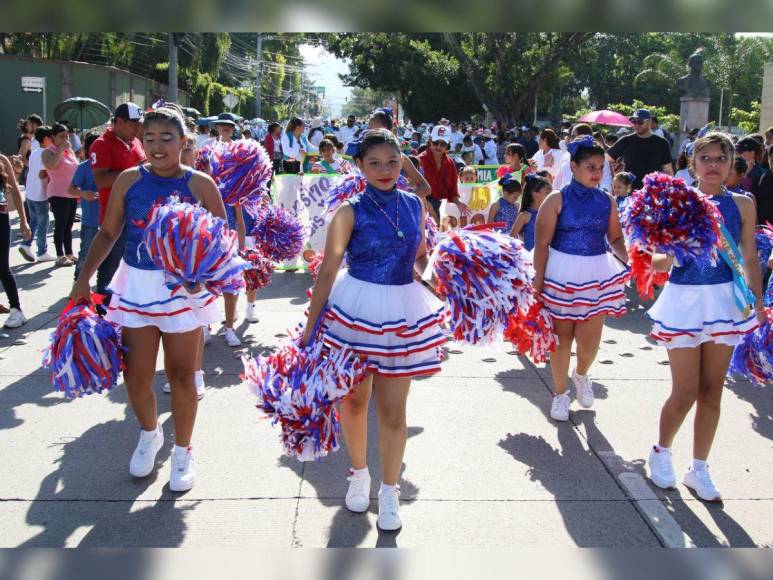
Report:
53,97,112,132
181,106,202,119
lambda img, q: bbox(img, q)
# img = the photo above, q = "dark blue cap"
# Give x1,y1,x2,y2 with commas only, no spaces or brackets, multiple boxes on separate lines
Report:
629,108,651,121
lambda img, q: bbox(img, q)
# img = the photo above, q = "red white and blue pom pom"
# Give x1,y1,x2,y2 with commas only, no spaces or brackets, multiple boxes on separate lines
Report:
503,301,558,364
242,332,369,461
324,174,366,217
425,214,439,254
622,172,722,299
143,198,248,295
208,140,273,205
194,147,212,173
628,247,671,301
250,204,306,262
729,308,772,387
433,228,533,345
302,250,325,284
240,248,275,291
42,302,125,398
756,224,773,271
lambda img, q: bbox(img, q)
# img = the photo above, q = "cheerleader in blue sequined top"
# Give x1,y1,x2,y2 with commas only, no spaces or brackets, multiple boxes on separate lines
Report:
302,129,445,531
532,136,630,422
645,133,765,502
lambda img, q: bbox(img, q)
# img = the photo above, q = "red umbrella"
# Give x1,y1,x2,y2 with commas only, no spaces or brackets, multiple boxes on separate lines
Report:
578,110,633,128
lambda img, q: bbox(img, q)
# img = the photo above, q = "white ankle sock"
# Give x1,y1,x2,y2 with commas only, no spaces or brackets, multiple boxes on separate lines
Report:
350,467,369,478
692,459,707,471
141,425,158,439
654,444,670,453
173,444,190,456
380,483,397,494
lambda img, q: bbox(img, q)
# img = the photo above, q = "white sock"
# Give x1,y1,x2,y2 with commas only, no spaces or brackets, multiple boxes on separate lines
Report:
692,459,707,471
141,426,158,439
350,467,369,478
380,482,397,494
654,444,670,453
247,301,256,307
174,444,190,455
195,370,204,377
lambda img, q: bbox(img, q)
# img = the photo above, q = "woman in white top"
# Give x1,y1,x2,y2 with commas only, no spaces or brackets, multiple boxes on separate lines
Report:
552,125,612,191
530,128,570,180
281,117,306,174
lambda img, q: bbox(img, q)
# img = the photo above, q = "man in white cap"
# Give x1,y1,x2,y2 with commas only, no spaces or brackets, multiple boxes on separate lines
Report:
482,129,498,165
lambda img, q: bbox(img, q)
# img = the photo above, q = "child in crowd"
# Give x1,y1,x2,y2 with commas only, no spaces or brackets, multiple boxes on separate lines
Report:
459,166,477,184
488,172,522,232
612,171,635,211
311,139,352,174
497,143,529,182
68,131,102,280
510,174,551,251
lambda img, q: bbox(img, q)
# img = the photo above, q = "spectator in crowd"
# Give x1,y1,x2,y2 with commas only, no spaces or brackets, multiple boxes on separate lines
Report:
264,122,283,175
461,135,484,164
68,131,101,279
308,118,325,148
419,125,469,218
90,102,145,301
736,136,765,193
496,130,510,164
459,165,477,183
17,114,43,183
281,117,306,175
725,157,750,196
753,145,773,225
460,150,474,166
0,153,31,328
650,116,674,150
213,112,237,144
765,127,773,149
450,123,465,151
42,123,80,267
337,115,358,150
63,122,83,160
606,108,673,189
554,123,612,191
497,143,529,183
522,126,539,158
530,128,569,180
674,151,695,186
18,125,55,263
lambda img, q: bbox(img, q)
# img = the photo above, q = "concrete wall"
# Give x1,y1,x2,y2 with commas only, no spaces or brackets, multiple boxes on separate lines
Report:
760,62,773,133
0,55,188,154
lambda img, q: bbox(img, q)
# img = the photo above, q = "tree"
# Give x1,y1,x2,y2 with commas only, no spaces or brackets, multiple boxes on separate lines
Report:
731,101,761,134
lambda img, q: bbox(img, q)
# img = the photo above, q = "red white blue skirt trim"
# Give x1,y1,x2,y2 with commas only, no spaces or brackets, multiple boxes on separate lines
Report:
543,248,630,321
647,281,758,348
320,270,448,378
106,260,221,333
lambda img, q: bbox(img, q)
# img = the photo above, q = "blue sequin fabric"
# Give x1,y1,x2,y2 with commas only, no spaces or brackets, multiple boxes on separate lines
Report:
670,191,741,286
494,197,519,233
124,166,195,270
346,184,422,285
521,208,539,251
226,203,257,233
550,179,611,256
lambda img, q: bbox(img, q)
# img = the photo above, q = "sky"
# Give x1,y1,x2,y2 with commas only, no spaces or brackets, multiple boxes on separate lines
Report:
298,44,352,117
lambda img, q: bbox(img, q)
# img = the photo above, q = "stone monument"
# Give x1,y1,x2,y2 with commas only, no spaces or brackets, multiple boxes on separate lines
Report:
677,50,711,149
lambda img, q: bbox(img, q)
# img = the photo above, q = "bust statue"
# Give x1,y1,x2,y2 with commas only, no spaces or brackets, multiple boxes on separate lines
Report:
676,50,711,98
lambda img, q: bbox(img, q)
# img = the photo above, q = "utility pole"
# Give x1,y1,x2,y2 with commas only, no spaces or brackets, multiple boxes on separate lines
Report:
169,33,182,103
255,33,263,118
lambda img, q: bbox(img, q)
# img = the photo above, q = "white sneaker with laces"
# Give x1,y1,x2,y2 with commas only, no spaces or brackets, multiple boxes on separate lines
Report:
648,446,676,489
18,245,36,262
36,252,57,262
169,446,196,492
572,369,594,409
377,485,402,531
345,468,371,513
683,464,722,502
550,393,571,421
245,303,259,323
162,371,205,399
129,424,163,478
224,327,241,347
3,308,26,329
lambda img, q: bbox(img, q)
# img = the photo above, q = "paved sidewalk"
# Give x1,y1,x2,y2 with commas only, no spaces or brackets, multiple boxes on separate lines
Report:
0,236,770,548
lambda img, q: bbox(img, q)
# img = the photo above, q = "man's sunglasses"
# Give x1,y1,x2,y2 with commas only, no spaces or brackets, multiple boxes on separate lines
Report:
630,119,646,125
431,140,447,146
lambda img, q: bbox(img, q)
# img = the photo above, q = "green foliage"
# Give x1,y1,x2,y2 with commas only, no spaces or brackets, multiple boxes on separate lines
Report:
731,101,761,134
605,100,680,133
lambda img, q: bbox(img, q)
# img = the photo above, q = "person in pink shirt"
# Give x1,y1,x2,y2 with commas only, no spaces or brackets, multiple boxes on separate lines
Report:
42,123,79,266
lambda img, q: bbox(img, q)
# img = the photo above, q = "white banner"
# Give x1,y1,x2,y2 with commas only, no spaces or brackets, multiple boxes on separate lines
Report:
439,180,501,229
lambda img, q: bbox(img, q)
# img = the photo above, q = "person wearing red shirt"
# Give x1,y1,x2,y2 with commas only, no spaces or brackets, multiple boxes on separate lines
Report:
418,125,469,218
89,102,145,300
263,122,283,175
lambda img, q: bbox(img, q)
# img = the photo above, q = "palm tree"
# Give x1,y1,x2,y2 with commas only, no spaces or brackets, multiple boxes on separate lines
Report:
633,52,682,90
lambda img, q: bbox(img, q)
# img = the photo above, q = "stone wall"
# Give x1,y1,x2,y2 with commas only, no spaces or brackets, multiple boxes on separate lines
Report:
760,62,773,133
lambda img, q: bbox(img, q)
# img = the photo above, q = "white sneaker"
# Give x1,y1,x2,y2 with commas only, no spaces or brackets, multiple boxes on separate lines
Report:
377,485,402,531
683,464,722,502
162,371,205,399
572,369,594,409
224,327,241,347
648,446,676,489
169,446,196,492
245,303,259,323
36,252,57,262
345,468,371,513
18,245,36,262
550,393,571,421
129,424,163,478
3,308,26,329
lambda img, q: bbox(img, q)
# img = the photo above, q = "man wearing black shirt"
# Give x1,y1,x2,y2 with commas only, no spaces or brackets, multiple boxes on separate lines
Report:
606,109,673,189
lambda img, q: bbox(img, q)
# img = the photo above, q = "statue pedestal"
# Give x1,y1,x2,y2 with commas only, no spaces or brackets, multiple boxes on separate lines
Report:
678,96,710,154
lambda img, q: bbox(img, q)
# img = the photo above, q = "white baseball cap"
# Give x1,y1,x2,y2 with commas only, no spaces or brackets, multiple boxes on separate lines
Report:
430,124,451,144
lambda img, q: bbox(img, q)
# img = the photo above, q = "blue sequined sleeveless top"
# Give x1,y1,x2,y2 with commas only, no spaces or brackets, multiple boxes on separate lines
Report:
551,179,610,256
346,184,422,285
522,208,539,251
226,203,257,234
494,196,519,233
670,191,741,286
124,166,195,270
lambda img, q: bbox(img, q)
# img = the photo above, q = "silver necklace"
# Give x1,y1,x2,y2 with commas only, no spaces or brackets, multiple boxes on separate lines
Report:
366,193,404,240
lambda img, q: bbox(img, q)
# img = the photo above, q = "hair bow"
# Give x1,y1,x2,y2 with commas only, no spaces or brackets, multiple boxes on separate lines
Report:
566,135,596,157
524,173,543,183
697,123,711,138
